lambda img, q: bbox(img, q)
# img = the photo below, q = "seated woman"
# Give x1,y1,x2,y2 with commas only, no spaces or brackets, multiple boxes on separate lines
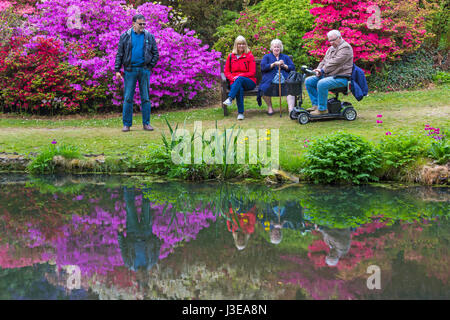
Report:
223,36,256,120
259,39,296,115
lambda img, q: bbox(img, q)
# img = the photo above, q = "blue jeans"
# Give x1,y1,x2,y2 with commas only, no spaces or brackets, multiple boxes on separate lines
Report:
122,67,152,127
305,75,348,111
229,76,256,114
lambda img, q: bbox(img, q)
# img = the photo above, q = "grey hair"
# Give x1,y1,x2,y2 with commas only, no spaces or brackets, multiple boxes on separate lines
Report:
270,39,283,53
133,14,146,22
327,30,341,39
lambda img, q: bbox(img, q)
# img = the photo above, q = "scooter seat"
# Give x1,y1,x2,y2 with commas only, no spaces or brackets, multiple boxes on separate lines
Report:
330,86,348,95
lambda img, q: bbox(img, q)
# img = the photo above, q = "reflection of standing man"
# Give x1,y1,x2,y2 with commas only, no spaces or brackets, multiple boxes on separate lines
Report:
118,187,161,272
315,226,352,267
115,14,159,132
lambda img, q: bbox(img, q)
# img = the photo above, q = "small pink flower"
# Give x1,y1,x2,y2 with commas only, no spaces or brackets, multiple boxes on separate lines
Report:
377,120,383,124
385,131,392,135
51,139,57,144
377,114,382,118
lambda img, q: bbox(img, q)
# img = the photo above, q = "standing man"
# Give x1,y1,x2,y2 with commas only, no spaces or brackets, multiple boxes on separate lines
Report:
115,14,159,132
305,30,353,115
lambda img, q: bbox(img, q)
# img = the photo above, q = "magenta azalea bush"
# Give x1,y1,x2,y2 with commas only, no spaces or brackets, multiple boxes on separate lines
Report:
16,0,220,109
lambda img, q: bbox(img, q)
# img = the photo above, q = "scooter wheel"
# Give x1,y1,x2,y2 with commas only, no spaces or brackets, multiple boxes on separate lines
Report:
343,107,357,121
289,110,299,120
298,112,309,125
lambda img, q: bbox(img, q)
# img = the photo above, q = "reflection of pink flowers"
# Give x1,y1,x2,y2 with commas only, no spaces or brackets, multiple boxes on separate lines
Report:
279,255,361,299
376,120,383,124
0,244,51,269
152,204,216,259
55,206,126,276
377,114,382,118
14,192,217,276
352,220,388,236
308,220,390,271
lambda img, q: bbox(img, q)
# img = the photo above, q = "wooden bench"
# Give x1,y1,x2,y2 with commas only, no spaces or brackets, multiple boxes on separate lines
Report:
219,57,298,116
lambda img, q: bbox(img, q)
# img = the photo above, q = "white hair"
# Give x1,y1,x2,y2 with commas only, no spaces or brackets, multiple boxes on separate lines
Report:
326,256,340,266
270,39,283,53
327,30,341,39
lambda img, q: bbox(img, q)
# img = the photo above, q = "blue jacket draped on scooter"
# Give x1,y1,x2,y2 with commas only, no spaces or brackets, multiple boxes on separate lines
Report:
350,64,368,101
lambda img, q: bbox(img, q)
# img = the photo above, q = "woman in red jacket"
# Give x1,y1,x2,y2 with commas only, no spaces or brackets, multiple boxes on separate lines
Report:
223,36,256,120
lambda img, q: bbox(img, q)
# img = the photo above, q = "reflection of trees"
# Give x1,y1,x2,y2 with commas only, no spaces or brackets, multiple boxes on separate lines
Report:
300,185,449,228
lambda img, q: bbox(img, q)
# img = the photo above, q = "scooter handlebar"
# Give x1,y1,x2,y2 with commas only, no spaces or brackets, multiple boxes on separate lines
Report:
301,65,315,75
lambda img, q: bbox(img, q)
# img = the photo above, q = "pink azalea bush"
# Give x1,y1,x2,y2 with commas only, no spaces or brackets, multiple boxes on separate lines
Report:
13,0,220,110
303,0,437,73
0,0,37,15
0,1,12,11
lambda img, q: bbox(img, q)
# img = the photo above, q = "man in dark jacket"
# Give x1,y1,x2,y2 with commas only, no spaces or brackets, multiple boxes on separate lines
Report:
115,14,159,132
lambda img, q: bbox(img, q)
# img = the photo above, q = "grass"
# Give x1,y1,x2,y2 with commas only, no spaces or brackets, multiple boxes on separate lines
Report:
0,85,449,174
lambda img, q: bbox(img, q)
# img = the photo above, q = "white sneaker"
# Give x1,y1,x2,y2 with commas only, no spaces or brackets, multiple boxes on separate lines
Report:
223,98,232,106
237,113,244,120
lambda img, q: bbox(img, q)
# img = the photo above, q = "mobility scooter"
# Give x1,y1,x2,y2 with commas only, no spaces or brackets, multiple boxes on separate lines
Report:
289,66,357,125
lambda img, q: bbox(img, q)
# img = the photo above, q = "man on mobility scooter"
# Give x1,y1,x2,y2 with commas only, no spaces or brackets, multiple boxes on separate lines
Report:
290,30,367,124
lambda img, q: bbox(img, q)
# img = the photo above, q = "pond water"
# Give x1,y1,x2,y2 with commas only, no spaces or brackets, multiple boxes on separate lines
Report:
0,174,448,300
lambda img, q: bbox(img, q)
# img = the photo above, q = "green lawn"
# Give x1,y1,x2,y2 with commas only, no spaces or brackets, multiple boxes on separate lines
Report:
0,85,449,172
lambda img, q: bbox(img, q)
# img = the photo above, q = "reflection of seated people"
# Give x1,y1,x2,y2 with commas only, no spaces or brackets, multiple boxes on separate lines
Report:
227,196,257,251
315,225,352,267
118,187,161,272
260,200,308,244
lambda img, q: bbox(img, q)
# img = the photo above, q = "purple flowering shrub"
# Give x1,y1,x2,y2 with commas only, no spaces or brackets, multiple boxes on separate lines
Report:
21,0,220,110
424,125,449,165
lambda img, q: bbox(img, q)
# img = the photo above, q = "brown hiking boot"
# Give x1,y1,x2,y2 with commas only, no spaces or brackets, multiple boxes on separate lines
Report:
310,109,328,116
143,124,154,131
122,126,130,132
307,105,318,112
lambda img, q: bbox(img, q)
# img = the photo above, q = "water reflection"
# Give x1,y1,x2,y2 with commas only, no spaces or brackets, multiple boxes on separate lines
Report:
0,174,448,299
315,226,352,267
119,187,160,272
261,200,310,245
226,194,257,250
